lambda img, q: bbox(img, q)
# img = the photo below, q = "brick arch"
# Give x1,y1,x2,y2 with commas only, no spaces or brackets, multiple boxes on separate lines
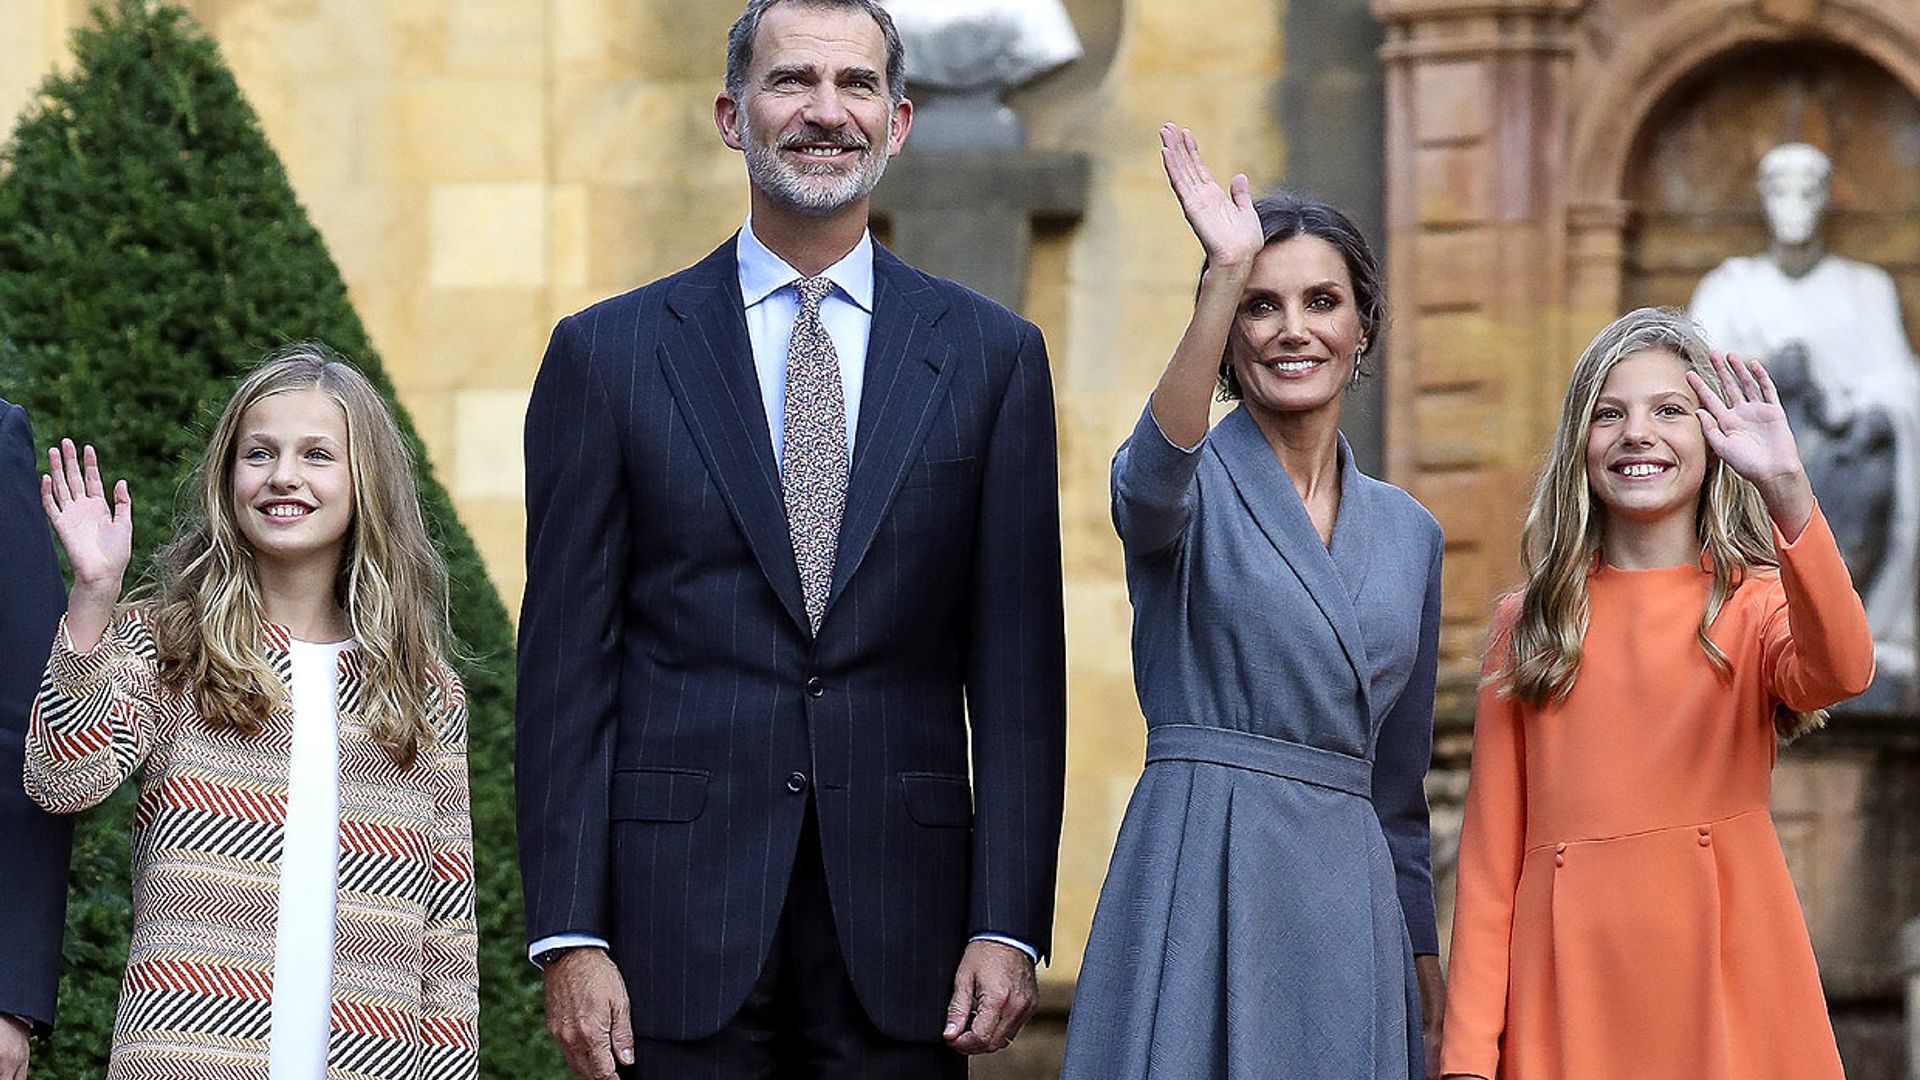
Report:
1371,0,1920,702
1568,1,1920,214
1374,8,1920,1051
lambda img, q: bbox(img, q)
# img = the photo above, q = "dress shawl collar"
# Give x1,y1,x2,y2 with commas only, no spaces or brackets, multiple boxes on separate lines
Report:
1209,406,1375,716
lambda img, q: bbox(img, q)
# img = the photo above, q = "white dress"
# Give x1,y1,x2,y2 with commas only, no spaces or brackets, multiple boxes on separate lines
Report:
269,639,351,1080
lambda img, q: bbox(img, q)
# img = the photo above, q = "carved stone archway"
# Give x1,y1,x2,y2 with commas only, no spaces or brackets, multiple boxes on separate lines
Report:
1371,0,1920,705
1374,2,1920,1071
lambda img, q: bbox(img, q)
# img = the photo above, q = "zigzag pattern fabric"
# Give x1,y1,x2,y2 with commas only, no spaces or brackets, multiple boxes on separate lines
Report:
25,609,478,1080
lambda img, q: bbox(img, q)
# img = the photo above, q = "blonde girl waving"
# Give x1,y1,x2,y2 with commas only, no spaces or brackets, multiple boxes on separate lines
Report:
28,345,478,1080
1441,309,1870,1080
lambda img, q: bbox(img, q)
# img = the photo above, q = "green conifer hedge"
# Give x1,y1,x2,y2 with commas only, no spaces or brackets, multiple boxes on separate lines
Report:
0,3,561,1075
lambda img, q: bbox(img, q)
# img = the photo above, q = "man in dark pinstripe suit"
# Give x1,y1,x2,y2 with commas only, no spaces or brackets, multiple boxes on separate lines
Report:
514,1,1066,1076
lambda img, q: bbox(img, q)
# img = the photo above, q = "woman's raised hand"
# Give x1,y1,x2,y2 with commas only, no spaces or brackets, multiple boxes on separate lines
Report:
1687,352,1815,538
42,439,133,592
1160,123,1263,271
1148,124,1265,448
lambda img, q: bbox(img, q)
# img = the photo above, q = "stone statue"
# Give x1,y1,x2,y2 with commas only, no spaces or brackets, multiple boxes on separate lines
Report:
1691,142,1920,689
883,0,1081,91
1767,342,1896,589
880,0,1082,150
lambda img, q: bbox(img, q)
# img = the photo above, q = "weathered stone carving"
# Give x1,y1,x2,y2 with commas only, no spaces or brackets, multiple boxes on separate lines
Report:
881,0,1082,150
1906,917,1920,1078
883,0,1081,92
870,0,1089,310
1690,143,1920,697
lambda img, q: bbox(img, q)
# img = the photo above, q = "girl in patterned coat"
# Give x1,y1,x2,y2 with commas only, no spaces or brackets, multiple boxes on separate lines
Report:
27,344,478,1080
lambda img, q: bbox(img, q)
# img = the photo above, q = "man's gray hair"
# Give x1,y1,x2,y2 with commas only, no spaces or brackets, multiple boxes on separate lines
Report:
725,0,908,106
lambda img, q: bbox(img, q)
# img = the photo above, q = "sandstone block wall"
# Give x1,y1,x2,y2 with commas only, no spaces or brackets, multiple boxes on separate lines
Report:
0,0,1290,986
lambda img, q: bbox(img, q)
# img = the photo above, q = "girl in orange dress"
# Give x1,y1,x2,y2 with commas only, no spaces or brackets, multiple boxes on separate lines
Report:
1439,307,1872,1080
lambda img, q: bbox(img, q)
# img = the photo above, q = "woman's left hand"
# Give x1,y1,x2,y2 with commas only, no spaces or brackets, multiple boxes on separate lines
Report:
1688,352,1815,539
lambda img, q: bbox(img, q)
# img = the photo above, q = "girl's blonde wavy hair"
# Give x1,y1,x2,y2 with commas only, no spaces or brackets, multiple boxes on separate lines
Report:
143,343,453,767
1500,307,1822,739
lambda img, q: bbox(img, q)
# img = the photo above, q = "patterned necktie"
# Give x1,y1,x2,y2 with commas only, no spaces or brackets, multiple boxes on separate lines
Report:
782,275,848,633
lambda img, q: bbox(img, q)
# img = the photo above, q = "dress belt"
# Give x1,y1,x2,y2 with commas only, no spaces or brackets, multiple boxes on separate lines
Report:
1145,723,1373,800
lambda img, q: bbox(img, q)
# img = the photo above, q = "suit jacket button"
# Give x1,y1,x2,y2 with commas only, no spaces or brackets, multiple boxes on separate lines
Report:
805,677,825,698
786,771,809,794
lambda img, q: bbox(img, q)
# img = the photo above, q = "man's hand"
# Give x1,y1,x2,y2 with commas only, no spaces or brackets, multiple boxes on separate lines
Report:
942,940,1037,1055
543,949,634,1079
0,1014,32,1080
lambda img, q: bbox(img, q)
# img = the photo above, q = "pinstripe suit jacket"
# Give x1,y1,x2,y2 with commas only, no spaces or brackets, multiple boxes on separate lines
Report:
515,238,1067,1041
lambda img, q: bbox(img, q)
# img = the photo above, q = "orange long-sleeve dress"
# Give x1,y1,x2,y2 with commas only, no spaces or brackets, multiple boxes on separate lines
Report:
1440,506,1874,1080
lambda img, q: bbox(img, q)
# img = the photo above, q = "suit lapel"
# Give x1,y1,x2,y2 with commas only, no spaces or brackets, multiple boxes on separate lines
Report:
658,239,811,636
1211,408,1374,716
824,247,955,615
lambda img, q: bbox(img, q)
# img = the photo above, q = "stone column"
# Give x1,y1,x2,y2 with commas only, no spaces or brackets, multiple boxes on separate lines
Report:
1896,903,1912,1068
1283,0,1390,475
1903,916,1920,1077
870,2,1089,310
872,150,1088,311
1370,0,1583,713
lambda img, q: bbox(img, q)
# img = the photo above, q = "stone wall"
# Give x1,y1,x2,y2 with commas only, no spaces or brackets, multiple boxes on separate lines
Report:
0,0,1290,996
1373,1,1920,1072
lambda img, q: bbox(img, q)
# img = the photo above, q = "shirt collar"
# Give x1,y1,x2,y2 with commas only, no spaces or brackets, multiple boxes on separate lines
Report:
736,215,875,314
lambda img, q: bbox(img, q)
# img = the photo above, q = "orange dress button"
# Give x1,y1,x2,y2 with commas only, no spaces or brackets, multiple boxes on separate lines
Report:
1554,853,1566,867
1699,832,1712,847
1555,842,1568,854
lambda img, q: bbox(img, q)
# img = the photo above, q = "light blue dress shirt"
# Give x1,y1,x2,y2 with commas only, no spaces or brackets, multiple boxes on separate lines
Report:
736,215,871,468
529,219,1035,969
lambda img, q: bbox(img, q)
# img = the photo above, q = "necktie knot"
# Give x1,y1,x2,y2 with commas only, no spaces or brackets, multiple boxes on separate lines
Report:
795,276,834,315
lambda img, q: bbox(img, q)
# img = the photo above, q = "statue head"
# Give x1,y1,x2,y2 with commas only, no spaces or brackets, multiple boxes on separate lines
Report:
875,0,1080,149
1756,143,1833,247
882,0,1081,93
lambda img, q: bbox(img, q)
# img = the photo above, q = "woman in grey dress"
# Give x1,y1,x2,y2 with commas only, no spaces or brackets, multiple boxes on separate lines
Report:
1061,125,1445,1079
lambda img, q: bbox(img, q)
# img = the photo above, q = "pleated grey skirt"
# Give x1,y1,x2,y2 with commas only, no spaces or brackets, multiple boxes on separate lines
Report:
1061,726,1421,1079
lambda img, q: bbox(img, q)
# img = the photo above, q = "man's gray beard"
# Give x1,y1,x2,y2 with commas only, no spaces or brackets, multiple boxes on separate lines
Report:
740,117,889,217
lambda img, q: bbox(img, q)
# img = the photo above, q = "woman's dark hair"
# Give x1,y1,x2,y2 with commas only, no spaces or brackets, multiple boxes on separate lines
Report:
1203,194,1388,401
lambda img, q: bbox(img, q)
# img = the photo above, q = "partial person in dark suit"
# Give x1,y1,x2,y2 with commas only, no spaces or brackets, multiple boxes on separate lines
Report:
513,1,1067,1077
0,398,74,1080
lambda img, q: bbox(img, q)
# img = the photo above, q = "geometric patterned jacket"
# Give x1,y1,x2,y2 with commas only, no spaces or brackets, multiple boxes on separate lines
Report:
24,608,478,1080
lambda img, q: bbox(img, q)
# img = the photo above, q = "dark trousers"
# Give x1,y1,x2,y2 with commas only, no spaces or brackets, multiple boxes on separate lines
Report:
625,804,968,1080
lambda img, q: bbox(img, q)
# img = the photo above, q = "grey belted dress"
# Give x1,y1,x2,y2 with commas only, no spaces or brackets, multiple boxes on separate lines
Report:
1061,405,1442,1079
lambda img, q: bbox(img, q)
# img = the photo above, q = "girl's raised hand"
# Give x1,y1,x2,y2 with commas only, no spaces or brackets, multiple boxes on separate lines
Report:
1159,123,1263,271
1688,353,1815,536
42,439,133,592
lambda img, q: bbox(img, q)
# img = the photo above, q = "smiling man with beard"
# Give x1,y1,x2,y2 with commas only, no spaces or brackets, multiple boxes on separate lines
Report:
514,2,1067,1077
